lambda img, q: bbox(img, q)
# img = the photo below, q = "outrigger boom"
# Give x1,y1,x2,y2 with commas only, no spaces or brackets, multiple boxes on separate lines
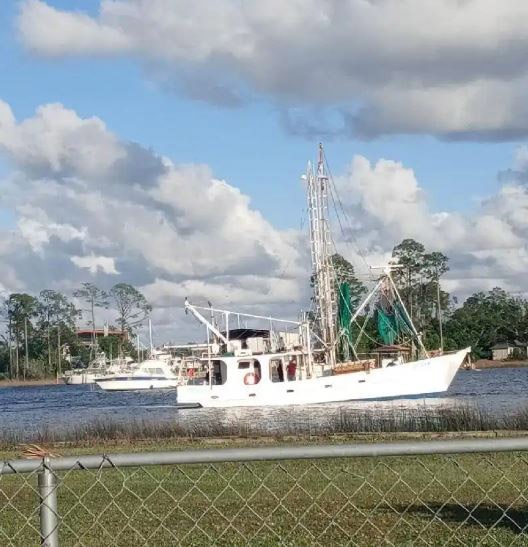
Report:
184,298,313,367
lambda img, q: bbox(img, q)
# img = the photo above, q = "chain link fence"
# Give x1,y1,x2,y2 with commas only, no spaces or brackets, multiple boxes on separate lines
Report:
2,437,528,546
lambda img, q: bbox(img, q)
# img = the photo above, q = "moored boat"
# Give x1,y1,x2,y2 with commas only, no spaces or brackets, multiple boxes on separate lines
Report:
62,353,128,385
95,358,186,391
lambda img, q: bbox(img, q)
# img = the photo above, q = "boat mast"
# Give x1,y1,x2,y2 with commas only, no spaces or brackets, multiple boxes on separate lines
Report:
148,316,154,356
306,144,337,368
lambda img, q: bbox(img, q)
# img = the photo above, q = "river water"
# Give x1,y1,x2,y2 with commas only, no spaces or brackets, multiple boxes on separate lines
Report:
1,368,527,441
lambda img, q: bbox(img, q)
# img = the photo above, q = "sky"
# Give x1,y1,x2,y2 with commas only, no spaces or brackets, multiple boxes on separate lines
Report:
1,1,528,344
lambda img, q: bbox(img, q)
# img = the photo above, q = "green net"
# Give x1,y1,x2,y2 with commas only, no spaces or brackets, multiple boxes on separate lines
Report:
377,304,414,345
337,282,353,360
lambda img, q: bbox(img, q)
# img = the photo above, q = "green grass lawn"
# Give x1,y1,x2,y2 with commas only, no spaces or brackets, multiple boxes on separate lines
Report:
2,438,528,546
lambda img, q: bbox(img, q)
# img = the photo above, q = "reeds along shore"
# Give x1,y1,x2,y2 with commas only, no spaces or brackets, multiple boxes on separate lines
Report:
3,405,528,446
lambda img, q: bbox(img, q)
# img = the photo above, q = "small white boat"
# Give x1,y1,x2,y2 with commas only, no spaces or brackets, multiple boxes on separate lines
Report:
95,359,185,391
62,370,94,385
62,353,128,385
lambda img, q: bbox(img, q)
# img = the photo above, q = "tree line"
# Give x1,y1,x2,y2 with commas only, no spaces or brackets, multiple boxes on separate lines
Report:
0,283,151,380
336,238,528,360
3,238,526,379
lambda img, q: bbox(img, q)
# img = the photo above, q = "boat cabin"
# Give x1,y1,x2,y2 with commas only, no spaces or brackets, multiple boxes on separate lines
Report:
201,351,308,387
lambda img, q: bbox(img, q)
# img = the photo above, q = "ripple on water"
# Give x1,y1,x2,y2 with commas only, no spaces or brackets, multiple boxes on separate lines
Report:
0,367,527,438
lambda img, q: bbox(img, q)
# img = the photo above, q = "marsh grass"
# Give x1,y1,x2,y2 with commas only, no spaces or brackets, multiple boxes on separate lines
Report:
2,404,528,447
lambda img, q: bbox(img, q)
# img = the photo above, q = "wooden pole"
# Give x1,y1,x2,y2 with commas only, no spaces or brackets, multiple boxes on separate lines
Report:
47,321,51,378
8,316,12,380
15,340,19,380
57,325,61,380
436,274,444,351
24,316,29,380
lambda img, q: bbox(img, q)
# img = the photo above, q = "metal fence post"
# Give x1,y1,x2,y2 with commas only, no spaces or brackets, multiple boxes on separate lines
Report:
38,457,59,547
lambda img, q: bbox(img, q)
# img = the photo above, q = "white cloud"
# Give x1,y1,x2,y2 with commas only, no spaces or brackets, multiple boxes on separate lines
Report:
0,100,124,177
18,0,130,56
0,99,306,338
1,98,528,338
17,0,528,140
17,217,86,253
334,151,528,298
71,254,119,275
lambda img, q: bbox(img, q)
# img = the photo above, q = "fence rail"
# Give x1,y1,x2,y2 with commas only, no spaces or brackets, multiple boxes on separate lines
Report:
2,437,528,545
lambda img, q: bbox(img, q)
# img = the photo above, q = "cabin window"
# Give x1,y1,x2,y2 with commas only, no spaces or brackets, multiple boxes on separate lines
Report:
270,359,285,382
254,361,261,384
145,367,164,375
238,361,250,369
204,360,228,385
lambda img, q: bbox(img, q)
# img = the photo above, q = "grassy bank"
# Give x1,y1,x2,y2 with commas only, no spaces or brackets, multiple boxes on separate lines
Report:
0,377,58,388
475,359,528,369
1,434,528,545
3,406,528,544
3,404,528,448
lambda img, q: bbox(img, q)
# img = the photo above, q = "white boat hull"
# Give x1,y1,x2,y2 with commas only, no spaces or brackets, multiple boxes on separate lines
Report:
62,372,97,385
176,348,470,408
96,377,180,391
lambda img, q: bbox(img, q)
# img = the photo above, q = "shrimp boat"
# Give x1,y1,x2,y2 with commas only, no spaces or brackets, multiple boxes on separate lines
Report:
177,145,470,408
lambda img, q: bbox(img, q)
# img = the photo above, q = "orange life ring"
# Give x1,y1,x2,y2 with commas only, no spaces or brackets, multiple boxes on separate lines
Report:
243,372,256,385
187,368,195,378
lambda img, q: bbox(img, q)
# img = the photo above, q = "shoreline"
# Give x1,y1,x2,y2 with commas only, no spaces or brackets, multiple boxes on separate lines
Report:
3,429,528,458
473,359,528,369
0,360,527,387
0,378,60,388
2,403,528,447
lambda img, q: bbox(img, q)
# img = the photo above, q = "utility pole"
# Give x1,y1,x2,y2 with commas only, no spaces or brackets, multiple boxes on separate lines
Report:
436,273,444,351
408,267,413,322
91,297,96,354
148,317,154,356
57,325,61,380
7,315,12,380
15,338,19,380
24,316,29,380
47,320,51,378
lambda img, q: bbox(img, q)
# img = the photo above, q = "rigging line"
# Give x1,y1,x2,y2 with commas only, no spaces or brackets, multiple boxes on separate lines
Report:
276,204,309,283
323,154,372,274
329,181,371,276
326,184,371,284
352,307,377,355
354,323,380,347
327,179,348,246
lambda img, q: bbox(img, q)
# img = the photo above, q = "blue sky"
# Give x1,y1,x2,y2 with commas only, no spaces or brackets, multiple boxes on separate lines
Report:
0,0,520,231
1,0,528,340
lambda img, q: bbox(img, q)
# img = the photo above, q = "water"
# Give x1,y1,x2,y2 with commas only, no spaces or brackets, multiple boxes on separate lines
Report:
1,368,527,439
